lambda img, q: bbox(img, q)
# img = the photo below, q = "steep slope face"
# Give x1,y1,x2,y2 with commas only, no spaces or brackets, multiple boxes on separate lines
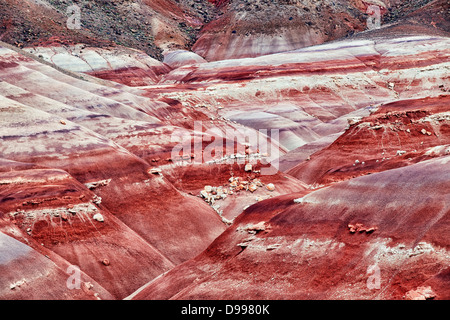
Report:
0,45,228,298
132,156,450,300
192,0,382,61
0,164,175,299
0,0,215,60
150,35,450,164
0,230,115,300
287,94,450,186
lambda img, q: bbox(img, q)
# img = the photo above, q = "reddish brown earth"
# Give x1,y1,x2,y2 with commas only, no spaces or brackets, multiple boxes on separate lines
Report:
287,95,450,186
133,155,450,300
0,0,449,301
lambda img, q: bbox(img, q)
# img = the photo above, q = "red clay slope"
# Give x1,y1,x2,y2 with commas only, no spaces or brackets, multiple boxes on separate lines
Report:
0,165,175,299
287,94,450,186
193,0,379,61
132,155,450,300
0,45,227,299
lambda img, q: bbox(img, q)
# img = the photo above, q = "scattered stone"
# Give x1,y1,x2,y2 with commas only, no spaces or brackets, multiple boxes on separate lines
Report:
245,163,253,172
102,259,110,266
93,213,104,222
266,183,275,191
405,286,436,300
347,117,362,125
221,216,233,225
81,282,94,293
396,150,406,156
348,223,377,234
200,190,209,199
84,179,111,190
10,279,26,290
60,120,66,125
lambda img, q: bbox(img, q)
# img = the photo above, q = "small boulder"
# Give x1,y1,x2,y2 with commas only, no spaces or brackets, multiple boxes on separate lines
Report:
405,286,436,300
93,213,104,222
248,183,258,193
148,168,162,175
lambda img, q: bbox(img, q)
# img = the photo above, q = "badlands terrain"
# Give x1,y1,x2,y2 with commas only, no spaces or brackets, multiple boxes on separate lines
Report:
0,0,449,300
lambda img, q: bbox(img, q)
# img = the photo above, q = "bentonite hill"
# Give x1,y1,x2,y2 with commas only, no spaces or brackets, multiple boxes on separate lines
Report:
0,0,449,302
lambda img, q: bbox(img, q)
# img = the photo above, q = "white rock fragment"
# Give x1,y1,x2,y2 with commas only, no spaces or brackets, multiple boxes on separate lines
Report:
266,244,282,251
84,179,111,190
347,117,362,125
93,213,104,222
92,195,102,205
148,168,162,175
293,197,304,204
